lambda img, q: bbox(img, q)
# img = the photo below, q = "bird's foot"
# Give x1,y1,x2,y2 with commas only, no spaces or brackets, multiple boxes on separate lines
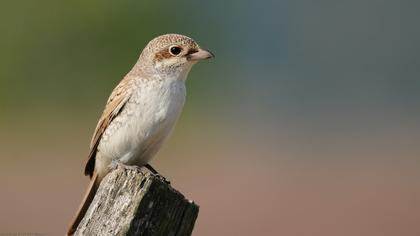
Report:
145,164,171,185
110,160,142,172
109,161,170,184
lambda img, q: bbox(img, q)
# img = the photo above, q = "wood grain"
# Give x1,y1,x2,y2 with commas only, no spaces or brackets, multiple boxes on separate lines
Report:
74,165,199,236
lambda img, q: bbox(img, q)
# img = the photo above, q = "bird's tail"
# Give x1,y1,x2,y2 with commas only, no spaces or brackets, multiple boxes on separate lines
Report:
67,172,99,236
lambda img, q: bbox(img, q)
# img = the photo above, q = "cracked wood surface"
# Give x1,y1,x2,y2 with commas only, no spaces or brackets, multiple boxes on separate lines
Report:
74,166,199,236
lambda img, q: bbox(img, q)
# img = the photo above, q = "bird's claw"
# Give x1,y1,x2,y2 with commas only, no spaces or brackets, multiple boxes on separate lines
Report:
144,164,170,184
152,173,171,185
110,160,141,172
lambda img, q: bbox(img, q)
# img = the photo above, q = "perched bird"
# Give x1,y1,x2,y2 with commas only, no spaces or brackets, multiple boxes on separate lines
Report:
67,34,213,235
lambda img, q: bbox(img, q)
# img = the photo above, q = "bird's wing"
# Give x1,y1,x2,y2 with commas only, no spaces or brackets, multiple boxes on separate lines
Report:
84,77,133,177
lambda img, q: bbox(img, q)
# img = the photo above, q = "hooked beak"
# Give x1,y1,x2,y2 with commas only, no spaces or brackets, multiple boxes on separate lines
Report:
187,48,214,62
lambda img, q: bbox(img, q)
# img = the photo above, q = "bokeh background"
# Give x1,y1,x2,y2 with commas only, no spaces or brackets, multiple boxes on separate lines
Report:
1,1,419,235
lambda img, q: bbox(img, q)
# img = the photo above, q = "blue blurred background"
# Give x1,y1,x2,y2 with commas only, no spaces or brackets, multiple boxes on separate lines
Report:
1,1,419,235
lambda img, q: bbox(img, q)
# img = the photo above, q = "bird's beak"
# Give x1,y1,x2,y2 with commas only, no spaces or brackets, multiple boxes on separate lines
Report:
187,48,214,61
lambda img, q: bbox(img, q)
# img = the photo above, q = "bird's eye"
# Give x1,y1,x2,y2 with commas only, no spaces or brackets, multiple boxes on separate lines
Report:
169,46,182,56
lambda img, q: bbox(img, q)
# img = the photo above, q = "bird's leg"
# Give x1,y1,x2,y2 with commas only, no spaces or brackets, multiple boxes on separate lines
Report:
145,164,170,185
144,164,158,174
110,160,141,172
110,161,170,184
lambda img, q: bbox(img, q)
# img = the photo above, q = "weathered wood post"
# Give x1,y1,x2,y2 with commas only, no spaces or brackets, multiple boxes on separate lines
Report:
74,165,199,236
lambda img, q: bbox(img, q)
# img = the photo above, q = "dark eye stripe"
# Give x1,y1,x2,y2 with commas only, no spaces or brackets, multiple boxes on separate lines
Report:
187,48,199,55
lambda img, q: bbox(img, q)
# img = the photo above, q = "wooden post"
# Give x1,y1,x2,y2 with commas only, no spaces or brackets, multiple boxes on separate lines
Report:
74,165,199,236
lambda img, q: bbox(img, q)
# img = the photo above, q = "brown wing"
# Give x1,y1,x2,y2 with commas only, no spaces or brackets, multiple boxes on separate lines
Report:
84,77,133,177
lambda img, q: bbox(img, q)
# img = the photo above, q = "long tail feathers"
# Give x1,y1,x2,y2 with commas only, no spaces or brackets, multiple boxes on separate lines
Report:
67,173,99,236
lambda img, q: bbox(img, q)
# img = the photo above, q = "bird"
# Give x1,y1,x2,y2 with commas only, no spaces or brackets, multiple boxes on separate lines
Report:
67,34,213,235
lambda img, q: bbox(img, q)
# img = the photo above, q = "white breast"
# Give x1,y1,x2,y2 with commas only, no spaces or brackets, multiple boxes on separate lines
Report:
96,77,186,173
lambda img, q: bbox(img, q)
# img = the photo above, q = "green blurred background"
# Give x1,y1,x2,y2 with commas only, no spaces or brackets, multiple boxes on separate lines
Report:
1,0,419,235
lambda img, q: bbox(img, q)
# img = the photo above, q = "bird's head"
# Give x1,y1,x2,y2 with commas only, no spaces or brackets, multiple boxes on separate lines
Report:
135,34,214,80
